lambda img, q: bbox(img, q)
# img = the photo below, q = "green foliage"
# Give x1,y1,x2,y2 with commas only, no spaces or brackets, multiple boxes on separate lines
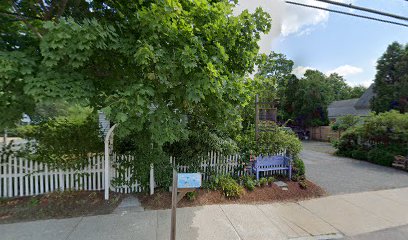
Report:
1,0,271,143
267,176,275,184
17,106,103,169
212,175,244,198
237,124,302,162
350,149,368,160
299,180,308,189
280,70,364,127
372,42,408,113
0,1,271,182
186,191,197,201
292,157,305,180
259,177,268,187
331,115,362,131
242,175,256,191
367,148,394,166
335,111,408,166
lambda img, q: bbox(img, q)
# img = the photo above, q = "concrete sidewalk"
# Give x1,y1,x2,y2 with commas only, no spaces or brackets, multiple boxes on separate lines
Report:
1,187,408,240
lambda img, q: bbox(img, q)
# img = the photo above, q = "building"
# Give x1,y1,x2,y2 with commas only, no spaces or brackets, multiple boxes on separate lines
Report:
328,84,374,121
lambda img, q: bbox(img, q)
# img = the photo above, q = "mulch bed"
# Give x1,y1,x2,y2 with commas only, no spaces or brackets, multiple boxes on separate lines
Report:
0,191,123,224
138,180,326,210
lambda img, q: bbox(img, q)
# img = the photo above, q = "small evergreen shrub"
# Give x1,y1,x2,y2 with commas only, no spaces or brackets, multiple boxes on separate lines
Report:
259,177,268,187
186,191,197,201
367,148,394,166
216,175,244,198
267,176,275,184
242,176,256,191
351,149,368,160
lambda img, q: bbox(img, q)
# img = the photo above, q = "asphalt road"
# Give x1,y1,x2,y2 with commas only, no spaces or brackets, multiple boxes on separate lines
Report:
302,141,408,195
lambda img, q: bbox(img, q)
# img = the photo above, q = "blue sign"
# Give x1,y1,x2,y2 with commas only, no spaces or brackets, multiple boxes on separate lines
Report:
177,173,202,188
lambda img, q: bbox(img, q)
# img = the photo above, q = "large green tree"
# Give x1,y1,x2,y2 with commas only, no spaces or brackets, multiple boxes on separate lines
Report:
372,42,408,113
0,0,271,147
280,70,363,127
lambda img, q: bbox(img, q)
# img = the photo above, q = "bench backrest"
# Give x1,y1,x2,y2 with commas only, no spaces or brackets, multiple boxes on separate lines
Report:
255,155,290,167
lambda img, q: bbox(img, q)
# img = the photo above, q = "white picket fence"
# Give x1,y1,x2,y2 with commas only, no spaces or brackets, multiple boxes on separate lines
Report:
176,152,244,181
0,154,143,198
1,151,287,198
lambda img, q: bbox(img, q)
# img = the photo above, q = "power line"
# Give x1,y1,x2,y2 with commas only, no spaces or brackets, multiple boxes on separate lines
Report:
285,1,408,28
316,0,408,21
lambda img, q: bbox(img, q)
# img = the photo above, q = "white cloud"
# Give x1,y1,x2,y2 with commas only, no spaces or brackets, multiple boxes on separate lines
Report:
234,0,355,52
292,66,316,78
293,64,363,80
326,65,363,77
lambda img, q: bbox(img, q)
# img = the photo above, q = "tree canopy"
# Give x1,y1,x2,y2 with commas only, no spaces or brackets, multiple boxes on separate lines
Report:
0,0,271,148
372,42,408,113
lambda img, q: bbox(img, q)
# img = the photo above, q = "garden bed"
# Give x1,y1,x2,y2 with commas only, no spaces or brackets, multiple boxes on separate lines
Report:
138,180,326,210
0,191,122,224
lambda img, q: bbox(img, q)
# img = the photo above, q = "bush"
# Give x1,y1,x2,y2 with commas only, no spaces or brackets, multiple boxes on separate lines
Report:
186,191,197,201
299,180,307,189
292,157,305,180
237,124,302,163
334,111,408,167
267,176,275,184
17,106,103,169
214,175,244,198
351,149,368,160
259,177,268,187
331,115,361,131
242,175,256,191
367,148,395,166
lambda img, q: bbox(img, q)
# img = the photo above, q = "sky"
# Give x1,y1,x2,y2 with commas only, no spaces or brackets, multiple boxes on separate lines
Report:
234,0,408,87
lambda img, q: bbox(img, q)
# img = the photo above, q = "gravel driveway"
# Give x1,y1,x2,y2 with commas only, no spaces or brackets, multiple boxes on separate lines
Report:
302,141,408,195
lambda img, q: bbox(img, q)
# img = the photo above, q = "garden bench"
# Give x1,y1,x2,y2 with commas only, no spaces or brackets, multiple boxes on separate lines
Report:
252,155,292,180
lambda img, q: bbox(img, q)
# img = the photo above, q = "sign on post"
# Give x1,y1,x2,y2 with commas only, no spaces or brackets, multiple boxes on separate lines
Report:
177,173,202,189
170,171,202,240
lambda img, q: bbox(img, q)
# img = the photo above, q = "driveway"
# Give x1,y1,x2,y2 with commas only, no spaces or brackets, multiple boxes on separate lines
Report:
302,141,408,195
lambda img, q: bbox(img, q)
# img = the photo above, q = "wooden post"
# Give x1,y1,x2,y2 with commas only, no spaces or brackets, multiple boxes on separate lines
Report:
149,164,154,195
170,169,178,240
3,129,7,144
255,94,259,141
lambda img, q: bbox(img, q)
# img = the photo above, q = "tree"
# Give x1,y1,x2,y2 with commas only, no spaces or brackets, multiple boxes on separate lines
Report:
350,85,367,99
0,0,271,143
372,42,408,113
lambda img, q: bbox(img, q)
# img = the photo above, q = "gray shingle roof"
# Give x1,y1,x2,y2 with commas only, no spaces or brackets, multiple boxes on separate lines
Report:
328,99,370,118
354,84,374,109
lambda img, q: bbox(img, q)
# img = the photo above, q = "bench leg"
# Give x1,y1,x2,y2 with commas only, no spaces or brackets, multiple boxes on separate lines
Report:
256,171,259,181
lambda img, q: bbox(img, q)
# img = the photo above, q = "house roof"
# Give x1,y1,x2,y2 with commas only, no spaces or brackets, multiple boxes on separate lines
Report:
328,84,374,118
354,84,374,109
328,99,370,118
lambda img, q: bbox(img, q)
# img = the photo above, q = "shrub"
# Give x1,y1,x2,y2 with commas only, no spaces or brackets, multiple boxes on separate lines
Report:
259,177,268,187
299,180,307,189
237,125,302,163
293,157,305,180
186,191,197,201
267,176,275,184
334,111,408,167
367,148,395,166
17,106,103,169
242,176,256,191
351,149,368,160
331,115,361,131
215,175,244,198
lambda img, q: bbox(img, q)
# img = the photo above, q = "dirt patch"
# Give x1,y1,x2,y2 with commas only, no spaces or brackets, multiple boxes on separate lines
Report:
0,191,122,224
138,180,326,210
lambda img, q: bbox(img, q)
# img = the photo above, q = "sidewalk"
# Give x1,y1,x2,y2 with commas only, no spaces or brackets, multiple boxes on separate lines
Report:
1,187,408,240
